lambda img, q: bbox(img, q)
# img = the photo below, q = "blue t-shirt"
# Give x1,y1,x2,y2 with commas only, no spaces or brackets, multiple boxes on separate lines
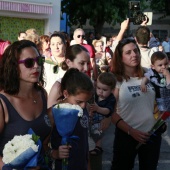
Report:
92,93,116,124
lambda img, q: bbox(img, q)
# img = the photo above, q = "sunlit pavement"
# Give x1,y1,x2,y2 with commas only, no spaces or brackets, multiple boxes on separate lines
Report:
89,121,170,170
133,123,170,170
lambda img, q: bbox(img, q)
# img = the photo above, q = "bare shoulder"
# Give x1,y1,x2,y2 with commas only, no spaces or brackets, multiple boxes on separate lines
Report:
48,81,62,108
0,93,7,133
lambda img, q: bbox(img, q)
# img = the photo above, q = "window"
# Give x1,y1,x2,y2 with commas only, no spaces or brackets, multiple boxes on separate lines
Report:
152,30,168,41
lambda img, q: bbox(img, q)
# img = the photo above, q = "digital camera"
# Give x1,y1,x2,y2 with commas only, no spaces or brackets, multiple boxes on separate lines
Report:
129,1,149,25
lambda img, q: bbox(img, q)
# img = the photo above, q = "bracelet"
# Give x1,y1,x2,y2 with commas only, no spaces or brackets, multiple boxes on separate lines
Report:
115,118,123,127
128,127,132,135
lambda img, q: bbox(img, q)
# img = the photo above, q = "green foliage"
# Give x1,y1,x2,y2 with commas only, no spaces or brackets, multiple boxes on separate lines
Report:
61,0,167,33
61,0,129,33
150,0,165,12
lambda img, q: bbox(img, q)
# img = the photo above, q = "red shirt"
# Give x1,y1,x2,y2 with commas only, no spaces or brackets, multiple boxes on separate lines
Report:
82,44,95,58
81,44,95,77
0,40,11,59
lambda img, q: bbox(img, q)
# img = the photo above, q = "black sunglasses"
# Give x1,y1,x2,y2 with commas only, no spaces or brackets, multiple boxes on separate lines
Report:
77,35,85,39
18,56,45,68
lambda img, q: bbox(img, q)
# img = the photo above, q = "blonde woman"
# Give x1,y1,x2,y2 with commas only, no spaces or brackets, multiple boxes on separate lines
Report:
92,39,111,73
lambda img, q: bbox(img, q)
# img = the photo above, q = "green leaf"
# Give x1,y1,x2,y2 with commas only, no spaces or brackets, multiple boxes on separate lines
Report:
57,104,60,109
32,134,40,143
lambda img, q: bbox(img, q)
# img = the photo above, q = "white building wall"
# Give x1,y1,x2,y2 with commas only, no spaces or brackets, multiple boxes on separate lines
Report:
0,0,61,34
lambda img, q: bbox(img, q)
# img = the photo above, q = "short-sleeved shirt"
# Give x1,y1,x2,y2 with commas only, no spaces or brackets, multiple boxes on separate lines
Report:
92,93,116,124
139,47,156,71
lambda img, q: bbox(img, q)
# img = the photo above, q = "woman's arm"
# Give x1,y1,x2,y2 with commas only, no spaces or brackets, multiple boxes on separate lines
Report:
0,156,4,169
112,88,150,144
48,81,62,108
115,18,129,42
0,98,5,134
0,98,6,168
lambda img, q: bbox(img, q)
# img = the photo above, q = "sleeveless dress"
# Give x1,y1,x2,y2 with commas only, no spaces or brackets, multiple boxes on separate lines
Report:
0,92,52,157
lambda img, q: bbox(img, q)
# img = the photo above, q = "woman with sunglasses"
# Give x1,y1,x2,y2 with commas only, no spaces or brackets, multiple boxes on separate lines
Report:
48,44,90,108
44,32,66,94
0,40,52,169
110,38,162,170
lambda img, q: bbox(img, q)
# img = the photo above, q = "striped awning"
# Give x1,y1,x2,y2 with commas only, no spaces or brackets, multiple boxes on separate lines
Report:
0,0,52,14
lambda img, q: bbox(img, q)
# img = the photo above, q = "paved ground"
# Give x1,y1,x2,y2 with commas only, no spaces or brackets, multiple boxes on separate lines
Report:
89,121,170,170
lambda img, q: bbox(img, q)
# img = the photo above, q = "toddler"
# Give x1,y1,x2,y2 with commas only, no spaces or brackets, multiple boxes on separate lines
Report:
89,72,116,155
141,51,170,112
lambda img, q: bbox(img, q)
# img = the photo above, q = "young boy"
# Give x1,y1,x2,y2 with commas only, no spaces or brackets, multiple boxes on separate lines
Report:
141,51,170,112
89,72,116,155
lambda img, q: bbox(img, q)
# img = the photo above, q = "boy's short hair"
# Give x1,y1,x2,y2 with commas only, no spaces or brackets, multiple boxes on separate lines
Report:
98,72,116,89
135,26,150,45
151,51,168,65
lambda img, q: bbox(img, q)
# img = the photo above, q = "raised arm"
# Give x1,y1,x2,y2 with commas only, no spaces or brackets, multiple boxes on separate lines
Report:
112,18,129,52
116,18,129,41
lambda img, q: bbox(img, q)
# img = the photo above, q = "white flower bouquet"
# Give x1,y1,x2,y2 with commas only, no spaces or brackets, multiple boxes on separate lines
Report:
2,128,41,170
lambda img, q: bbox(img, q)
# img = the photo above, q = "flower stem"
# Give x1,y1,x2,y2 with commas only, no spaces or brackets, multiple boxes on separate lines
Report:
62,158,68,170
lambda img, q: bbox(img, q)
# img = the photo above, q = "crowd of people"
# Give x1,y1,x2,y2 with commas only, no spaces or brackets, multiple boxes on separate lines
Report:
0,17,170,170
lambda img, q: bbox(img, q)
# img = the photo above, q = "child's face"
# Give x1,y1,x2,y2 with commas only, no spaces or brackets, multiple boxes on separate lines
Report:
151,57,169,73
64,91,92,109
96,80,112,100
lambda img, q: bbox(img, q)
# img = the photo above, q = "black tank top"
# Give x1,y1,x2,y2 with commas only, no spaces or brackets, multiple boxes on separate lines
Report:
0,92,52,156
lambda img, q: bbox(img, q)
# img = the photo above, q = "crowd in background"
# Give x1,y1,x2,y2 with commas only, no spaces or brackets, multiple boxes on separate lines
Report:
0,18,170,170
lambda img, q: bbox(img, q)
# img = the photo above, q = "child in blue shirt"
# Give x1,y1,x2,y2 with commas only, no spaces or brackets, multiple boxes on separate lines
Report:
89,72,116,155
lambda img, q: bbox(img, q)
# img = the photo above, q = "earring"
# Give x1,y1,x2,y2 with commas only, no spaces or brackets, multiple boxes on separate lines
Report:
63,96,67,101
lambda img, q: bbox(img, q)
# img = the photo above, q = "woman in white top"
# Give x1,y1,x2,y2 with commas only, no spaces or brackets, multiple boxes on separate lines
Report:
44,33,66,94
110,38,162,170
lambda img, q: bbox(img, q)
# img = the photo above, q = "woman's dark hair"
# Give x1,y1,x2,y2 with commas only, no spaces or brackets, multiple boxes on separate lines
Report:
0,40,45,94
61,68,94,95
50,32,66,45
111,38,143,82
61,44,89,71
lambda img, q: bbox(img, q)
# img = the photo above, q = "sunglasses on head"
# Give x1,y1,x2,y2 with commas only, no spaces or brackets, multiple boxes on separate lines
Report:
77,35,85,39
18,56,45,68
